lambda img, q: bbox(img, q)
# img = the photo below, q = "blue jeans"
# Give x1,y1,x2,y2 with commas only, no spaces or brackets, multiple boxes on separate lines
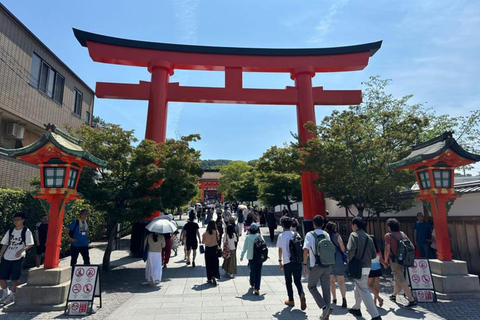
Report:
284,262,304,301
249,260,262,290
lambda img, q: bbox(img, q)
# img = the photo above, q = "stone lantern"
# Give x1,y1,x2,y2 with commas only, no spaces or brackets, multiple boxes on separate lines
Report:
390,131,480,299
0,124,106,310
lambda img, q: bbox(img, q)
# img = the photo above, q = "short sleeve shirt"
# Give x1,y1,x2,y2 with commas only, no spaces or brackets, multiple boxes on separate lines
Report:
414,221,432,244
183,222,199,243
34,222,49,244
276,231,295,264
1,228,34,261
68,220,89,247
303,229,330,268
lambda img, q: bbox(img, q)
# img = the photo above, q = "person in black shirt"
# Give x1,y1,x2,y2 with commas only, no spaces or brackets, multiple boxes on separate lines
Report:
34,214,48,267
181,213,201,267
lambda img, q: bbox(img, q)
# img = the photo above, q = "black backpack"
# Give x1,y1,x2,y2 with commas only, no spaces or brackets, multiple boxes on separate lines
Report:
289,232,304,264
8,226,28,247
253,236,268,263
389,232,415,267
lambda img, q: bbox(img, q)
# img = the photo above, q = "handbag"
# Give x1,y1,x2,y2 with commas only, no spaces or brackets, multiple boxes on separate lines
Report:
222,237,231,259
216,245,223,258
332,235,348,264
142,242,149,262
199,244,205,254
346,236,369,279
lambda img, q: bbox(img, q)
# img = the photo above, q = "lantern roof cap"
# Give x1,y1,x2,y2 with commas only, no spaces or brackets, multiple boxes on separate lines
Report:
0,124,106,167
390,131,480,169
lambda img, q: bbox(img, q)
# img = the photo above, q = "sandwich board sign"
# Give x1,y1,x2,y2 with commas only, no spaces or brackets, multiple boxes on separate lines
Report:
407,258,437,302
65,265,102,315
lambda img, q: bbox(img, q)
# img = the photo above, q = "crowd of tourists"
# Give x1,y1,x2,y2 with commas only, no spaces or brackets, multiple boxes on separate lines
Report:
141,202,424,320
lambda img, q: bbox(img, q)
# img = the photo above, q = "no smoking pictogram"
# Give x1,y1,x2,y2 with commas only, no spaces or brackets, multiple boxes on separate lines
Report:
86,268,96,277
83,283,93,294
72,283,82,294
412,274,421,283
75,268,85,277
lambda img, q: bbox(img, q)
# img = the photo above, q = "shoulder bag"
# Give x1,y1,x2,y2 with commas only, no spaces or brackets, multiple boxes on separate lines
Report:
346,236,369,279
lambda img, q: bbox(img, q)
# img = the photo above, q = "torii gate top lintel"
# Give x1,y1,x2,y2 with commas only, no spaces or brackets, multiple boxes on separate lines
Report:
73,28,382,72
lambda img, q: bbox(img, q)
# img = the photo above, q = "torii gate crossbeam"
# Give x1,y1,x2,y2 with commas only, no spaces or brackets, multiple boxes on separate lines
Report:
74,29,382,219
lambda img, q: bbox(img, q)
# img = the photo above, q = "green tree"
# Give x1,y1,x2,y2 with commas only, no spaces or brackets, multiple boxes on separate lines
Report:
299,76,430,217
75,123,202,269
158,134,203,212
218,161,252,201
256,146,302,213
232,170,259,204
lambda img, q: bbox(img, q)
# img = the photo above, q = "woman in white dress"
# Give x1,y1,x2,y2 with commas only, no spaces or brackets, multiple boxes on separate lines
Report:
144,232,166,286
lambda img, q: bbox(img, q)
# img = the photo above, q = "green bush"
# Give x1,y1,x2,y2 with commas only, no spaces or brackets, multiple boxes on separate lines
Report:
0,189,105,268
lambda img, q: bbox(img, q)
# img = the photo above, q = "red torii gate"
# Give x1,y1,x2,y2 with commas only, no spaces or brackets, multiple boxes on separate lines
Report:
74,29,381,220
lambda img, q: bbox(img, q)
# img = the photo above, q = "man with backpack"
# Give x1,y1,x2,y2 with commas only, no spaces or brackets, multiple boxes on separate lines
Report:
240,223,267,295
0,212,34,304
346,217,382,320
383,218,417,308
64,209,90,267
277,217,306,310
302,215,335,320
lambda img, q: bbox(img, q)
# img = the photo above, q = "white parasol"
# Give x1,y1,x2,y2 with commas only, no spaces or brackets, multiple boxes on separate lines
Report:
145,219,177,234
237,204,248,210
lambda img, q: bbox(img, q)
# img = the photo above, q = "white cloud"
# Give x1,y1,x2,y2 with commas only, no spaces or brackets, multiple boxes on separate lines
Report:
308,0,349,45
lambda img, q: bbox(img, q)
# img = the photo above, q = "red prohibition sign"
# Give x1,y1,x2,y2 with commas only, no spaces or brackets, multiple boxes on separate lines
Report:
419,261,428,269
86,268,96,277
422,275,431,283
412,274,421,283
72,283,82,294
83,283,93,294
75,268,85,277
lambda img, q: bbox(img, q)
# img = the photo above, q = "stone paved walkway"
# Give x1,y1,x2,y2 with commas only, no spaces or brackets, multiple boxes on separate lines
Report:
1,221,479,319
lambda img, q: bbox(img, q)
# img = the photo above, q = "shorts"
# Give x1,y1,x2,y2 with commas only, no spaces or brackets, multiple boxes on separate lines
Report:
186,240,198,250
0,257,24,281
36,244,46,255
390,261,406,283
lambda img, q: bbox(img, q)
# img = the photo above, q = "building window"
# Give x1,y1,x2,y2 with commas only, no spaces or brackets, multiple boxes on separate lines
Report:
73,89,83,117
30,53,64,104
85,111,90,124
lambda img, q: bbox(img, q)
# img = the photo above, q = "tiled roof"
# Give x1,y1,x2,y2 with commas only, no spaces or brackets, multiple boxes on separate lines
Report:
199,171,222,180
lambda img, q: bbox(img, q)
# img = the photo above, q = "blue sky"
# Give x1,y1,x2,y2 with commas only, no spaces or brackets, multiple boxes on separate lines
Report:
3,1,480,172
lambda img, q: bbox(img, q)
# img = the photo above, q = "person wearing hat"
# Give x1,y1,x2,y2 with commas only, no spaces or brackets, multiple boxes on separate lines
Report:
240,223,265,295
0,212,34,304
64,209,90,266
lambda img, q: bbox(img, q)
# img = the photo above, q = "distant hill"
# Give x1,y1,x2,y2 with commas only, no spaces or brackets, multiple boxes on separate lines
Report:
200,159,259,170
200,159,231,170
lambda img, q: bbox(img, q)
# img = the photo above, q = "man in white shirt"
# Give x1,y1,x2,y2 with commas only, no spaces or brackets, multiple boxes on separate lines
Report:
277,217,306,310
303,215,333,320
0,213,34,304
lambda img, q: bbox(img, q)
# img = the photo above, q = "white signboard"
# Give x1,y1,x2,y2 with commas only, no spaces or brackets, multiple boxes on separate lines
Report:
66,265,102,315
407,258,437,302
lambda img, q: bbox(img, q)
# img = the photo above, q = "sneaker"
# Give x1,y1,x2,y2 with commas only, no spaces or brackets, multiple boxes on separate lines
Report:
300,294,307,311
405,300,417,308
342,297,347,308
0,292,11,303
332,299,337,304
348,308,362,317
254,290,260,295
212,279,217,286
4,294,14,304
284,300,295,307
389,295,396,302
320,306,333,320
186,260,191,265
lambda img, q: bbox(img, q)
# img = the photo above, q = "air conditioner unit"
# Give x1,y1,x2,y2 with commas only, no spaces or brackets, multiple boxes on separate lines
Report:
5,122,25,140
